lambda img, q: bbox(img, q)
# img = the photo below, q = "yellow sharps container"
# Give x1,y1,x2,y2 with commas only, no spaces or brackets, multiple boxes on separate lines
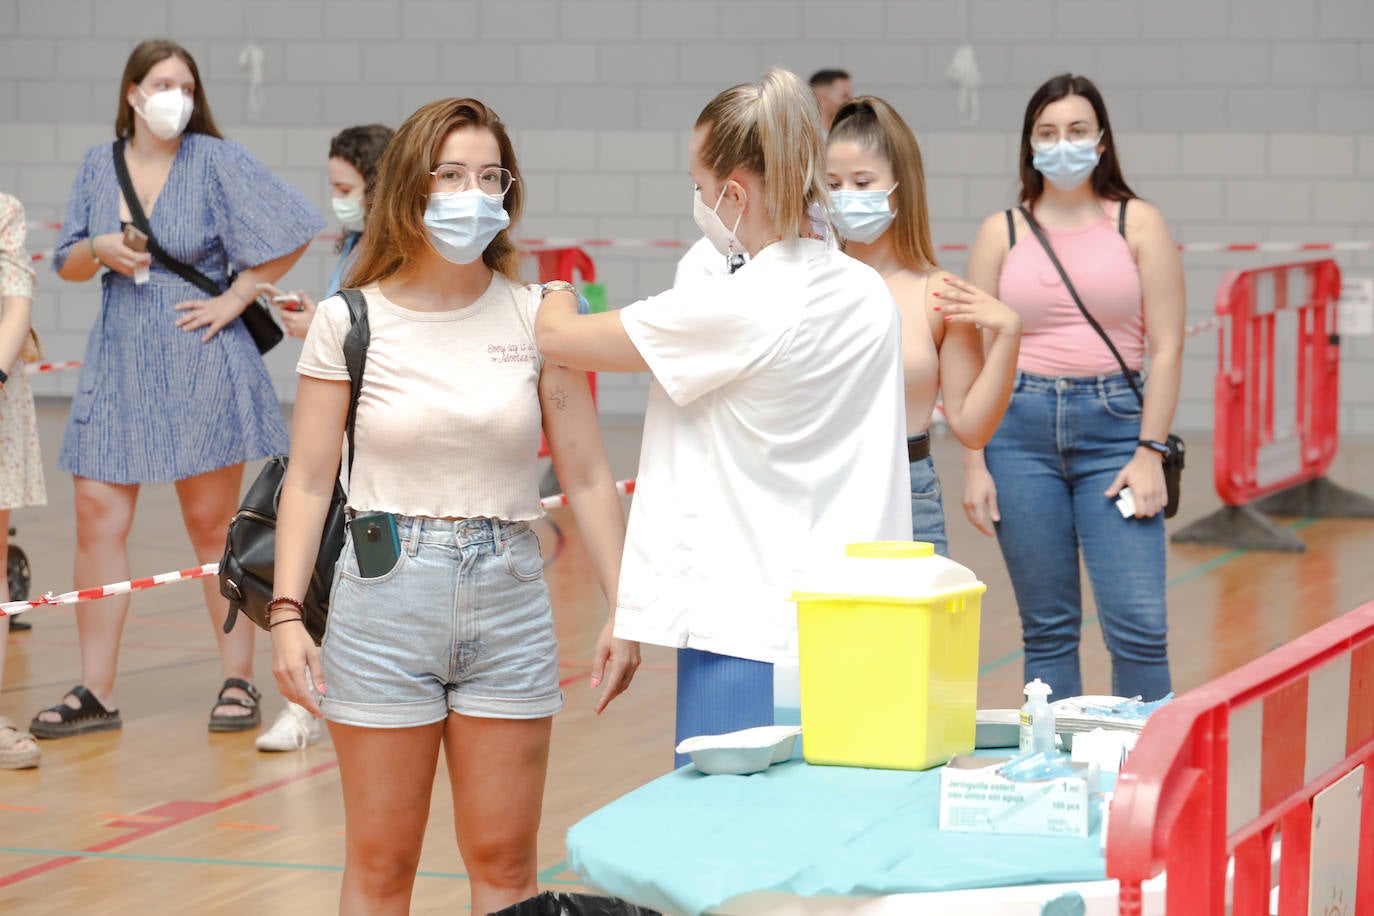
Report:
791,542,986,770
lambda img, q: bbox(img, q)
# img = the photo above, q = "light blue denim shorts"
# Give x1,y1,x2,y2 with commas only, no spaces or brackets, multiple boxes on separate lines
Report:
320,516,563,728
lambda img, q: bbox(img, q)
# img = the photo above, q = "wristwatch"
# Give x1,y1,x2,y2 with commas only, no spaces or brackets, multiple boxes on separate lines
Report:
540,280,578,298
0,367,8,386
541,280,590,313
1137,439,1169,458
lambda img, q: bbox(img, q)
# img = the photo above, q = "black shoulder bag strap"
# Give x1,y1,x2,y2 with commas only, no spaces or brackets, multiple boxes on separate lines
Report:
112,138,221,298
1016,203,1144,407
336,288,371,481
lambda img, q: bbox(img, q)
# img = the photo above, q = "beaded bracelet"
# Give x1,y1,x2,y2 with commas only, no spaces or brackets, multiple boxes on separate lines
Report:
267,596,305,617
268,615,304,629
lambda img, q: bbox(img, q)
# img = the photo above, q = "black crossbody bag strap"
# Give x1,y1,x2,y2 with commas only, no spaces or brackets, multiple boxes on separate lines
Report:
336,288,371,481
112,139,222,298
1016,203,1145,408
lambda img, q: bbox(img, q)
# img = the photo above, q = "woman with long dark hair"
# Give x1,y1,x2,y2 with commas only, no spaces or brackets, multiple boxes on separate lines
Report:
35,39,323,738
962,74,1184,701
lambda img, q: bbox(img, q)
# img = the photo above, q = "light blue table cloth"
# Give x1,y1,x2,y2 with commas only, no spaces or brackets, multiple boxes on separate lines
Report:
567,756,1108,916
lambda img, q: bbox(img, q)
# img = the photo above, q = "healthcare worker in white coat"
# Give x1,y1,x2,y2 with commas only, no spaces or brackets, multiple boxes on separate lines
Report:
538,69,910,766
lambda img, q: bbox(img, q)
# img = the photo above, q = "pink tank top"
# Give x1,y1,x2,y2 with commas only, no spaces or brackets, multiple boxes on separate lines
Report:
999,204,1144,377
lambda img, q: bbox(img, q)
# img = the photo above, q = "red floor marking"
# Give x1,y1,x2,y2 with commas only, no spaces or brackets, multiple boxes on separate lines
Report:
558,670,590,688
0,759,338,888
101,813,169,825
0,804,45,813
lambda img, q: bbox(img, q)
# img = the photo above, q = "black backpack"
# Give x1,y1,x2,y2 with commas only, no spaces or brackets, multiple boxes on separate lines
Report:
218,288,370,645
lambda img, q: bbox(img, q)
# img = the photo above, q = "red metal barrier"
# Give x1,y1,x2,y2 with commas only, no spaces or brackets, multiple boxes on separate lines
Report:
531,247,597,459
1212,259,1342,507
1173,258,1374,551
1106,599,1374,914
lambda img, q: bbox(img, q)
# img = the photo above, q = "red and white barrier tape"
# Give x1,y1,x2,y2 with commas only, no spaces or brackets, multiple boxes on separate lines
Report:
539,477,636,509
0,478,638,616
24,222,1374,259
1185,316,1225,337
523,239,1374,254
24,360,82,375
1,563,218,617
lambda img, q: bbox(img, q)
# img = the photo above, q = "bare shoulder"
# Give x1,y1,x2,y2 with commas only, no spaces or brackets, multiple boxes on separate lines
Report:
1122,198,1167,232
975,209,1014,245
1120,199,1179,261
883,267,926,303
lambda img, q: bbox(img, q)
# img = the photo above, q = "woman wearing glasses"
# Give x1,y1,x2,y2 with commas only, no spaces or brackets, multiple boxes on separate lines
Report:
269,98,637,913
962,74,1184,701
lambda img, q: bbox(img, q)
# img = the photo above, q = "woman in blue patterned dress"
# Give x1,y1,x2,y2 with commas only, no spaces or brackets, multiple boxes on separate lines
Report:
31,39,324,738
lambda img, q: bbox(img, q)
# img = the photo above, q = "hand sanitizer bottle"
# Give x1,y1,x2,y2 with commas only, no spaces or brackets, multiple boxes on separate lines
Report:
1019,679,1055,753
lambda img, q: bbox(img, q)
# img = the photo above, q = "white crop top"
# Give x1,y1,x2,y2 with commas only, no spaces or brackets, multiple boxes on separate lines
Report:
296,276,546,520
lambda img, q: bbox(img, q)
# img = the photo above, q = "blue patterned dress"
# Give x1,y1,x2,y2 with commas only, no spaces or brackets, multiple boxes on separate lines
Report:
52,133,325,484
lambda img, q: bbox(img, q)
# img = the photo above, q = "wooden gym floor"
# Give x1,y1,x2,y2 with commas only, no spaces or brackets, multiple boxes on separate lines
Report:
1,399,1372,913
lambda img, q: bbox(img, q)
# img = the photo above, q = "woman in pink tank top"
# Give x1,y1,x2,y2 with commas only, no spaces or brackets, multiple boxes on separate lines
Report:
963,74,1185,702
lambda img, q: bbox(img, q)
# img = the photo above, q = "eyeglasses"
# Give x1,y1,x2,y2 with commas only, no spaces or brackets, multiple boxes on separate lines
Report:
1030,125,1103,152
428,162,515,198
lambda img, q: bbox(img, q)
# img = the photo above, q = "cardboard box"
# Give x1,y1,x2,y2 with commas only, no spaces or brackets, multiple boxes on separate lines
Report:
938,755,1099,838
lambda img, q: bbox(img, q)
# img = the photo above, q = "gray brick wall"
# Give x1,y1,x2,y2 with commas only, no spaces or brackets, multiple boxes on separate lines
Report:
4,0,1373,435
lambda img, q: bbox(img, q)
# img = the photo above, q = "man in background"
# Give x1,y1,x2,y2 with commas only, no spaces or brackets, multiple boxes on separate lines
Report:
809,69,853,131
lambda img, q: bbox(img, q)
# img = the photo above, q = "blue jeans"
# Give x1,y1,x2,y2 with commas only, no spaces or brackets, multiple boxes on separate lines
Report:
984,371,1171,701
909,455,949,557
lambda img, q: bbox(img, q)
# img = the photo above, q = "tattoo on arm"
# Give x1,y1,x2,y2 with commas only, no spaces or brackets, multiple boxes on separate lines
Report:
550,386,569,410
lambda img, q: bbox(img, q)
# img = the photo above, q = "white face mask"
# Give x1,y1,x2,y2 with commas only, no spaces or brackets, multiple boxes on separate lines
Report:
136,87,194,141
331,196,366,233
423,189,510,265
829,185,899,245
693,186,743,258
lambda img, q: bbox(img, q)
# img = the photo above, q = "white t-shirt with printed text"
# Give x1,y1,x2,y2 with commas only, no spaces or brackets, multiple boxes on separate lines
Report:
296,276,546,521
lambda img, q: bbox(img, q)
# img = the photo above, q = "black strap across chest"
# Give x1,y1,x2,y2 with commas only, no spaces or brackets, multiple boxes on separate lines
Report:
111,138,222,298
1006,199,1128,248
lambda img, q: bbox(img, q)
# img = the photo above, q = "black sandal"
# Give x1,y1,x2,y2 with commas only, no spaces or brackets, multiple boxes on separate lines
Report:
209,678,262,733
29,684,122,739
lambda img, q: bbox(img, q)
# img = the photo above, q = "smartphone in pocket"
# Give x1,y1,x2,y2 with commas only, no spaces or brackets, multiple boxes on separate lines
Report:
349,513,401,578
123,224,150,284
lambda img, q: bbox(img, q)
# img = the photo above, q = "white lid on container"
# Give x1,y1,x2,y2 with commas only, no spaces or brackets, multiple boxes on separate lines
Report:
790,541,985,605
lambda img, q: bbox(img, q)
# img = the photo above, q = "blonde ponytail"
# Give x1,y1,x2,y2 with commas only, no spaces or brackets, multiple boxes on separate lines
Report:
696,68,828,240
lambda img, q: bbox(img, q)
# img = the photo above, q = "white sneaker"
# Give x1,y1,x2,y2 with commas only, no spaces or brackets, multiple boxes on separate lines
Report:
255,702,325,752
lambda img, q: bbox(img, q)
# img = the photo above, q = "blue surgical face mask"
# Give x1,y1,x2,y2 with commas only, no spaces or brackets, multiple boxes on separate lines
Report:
1032,140,1101,192
423,189,510,264
829,185,898,244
